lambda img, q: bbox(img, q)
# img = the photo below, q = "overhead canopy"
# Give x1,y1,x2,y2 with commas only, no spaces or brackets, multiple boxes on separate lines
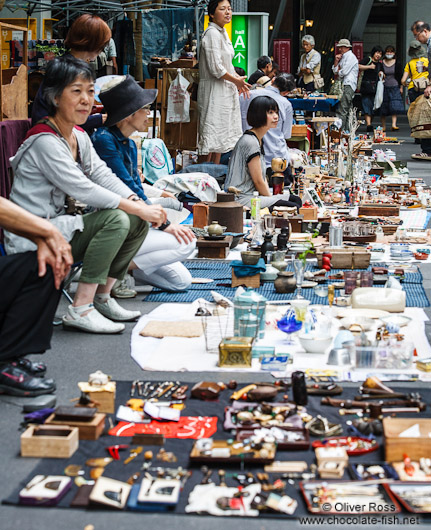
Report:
2,0,207,16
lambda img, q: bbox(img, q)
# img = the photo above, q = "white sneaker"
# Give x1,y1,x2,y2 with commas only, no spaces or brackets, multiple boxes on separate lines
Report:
93,297,141,322
62,305,125,334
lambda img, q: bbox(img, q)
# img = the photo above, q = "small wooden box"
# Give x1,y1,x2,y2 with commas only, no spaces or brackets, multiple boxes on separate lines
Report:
192,202,209,228
316,247,371,269
231,269,260,288
21,425,79,458
219,337,253,368
45,412,106,441
81,385,116,414
196,236,232,259
299,206,318,221
383,418,431,462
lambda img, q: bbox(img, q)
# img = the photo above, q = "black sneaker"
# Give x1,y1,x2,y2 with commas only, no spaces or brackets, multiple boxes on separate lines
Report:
0,363,56,397
12,358,47,377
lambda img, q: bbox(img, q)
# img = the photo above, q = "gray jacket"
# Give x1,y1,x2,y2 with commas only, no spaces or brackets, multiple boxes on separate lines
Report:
5,127,133,254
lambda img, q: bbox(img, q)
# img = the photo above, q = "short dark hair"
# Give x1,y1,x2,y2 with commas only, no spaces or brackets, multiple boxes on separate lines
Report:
43,55,95,116
257,55,272,70
273,73,296,93
411,20,425,31
64,14,111,53
271,62,280,75
417,23,431,33
247,96,279,128
208,0,231,20
234,66,246,77
370,46,383,57
385,45,396,54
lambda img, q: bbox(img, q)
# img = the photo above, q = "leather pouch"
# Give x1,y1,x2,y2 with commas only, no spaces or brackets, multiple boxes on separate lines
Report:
191,382,222,400
247,385,279,402
70,484,94,507
54,406,97,422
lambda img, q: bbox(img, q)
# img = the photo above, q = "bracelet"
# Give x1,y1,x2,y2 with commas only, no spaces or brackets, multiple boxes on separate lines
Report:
130,196,140,202
158,220,171,231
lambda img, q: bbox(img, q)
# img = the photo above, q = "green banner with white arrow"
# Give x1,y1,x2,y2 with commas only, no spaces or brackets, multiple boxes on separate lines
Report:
231,15,248,74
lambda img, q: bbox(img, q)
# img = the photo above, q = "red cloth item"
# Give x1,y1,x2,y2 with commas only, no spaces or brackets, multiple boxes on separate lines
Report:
109,416,218,439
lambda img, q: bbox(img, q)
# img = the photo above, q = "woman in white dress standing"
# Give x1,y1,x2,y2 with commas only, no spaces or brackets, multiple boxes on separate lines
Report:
198,0,251,163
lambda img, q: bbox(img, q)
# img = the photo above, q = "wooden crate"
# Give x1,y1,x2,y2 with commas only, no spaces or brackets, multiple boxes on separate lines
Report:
316,248,371,269
383,417,431,462
299,206,318,220
45,412,106,441
232,269,260,288
21,425,79,458
291,124,307,137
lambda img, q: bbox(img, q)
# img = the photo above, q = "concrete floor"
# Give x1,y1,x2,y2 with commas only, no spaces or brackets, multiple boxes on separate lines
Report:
2,115,431,530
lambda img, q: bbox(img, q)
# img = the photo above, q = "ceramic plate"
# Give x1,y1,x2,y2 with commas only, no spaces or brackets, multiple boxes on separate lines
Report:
335,308,390,319
339,316,377,332
301,281,318,288
380,315,412,327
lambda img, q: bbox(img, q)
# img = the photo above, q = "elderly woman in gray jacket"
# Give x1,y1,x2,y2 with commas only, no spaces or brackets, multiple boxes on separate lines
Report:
5,55,166,334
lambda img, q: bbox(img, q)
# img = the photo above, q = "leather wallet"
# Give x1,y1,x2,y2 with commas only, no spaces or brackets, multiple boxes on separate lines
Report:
191,381,222,400
70,484,94,507
54,406,97,422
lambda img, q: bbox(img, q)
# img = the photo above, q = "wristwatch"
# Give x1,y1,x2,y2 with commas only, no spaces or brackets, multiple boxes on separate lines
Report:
158,220,171,231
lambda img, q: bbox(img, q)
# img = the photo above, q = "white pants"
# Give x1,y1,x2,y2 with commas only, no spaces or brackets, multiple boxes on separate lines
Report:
132,228,196,292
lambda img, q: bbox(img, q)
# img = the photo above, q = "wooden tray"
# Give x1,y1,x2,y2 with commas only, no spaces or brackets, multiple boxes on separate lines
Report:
383,417,431,462
189,439,276,465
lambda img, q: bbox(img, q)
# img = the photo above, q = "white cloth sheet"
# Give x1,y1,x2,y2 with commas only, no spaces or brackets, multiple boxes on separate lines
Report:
131,301,431,377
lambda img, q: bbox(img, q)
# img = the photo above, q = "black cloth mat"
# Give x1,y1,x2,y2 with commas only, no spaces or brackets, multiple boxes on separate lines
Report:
4,380,431,519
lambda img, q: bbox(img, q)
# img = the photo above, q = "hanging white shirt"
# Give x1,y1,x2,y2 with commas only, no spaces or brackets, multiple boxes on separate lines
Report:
332,50,359,91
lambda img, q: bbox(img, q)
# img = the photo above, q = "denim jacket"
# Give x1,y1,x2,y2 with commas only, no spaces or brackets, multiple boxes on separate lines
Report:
91,126,148,201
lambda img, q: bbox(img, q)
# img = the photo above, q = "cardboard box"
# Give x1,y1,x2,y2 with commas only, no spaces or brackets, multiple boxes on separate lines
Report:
21,425,79,458
299,206,318,221
383,417,431,462
291,124,307,137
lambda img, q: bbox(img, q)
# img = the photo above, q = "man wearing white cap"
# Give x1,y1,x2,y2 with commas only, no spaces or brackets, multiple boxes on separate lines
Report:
332,39,359,131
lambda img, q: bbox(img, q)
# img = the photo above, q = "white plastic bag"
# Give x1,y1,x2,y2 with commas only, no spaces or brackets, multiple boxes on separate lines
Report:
166,69,190,123
373,77,384,110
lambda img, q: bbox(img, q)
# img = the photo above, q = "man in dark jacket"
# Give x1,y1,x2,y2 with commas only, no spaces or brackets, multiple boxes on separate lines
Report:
248,55,273,84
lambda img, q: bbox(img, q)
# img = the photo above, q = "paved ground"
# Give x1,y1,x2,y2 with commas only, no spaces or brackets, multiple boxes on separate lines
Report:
1,115,431,529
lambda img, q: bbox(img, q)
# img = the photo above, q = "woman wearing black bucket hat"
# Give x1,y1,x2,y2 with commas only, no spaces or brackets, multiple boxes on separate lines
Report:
92,76,196,294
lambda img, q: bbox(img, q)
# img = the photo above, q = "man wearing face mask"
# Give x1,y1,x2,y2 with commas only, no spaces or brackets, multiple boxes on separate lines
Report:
379,46,404,131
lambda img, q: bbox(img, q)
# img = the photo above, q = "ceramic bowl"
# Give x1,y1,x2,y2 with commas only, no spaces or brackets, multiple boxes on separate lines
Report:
380,315,412,328
241,251,261,265
298,333,332,353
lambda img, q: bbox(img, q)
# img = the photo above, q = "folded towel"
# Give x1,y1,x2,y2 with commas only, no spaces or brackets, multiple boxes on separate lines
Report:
231,258,266,277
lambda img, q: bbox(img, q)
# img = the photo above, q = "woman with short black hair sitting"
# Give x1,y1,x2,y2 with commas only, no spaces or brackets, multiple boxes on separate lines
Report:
224,95,302,211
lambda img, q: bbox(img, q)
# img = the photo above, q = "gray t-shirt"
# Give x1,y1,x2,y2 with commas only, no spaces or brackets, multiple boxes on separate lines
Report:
225,131,267,206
